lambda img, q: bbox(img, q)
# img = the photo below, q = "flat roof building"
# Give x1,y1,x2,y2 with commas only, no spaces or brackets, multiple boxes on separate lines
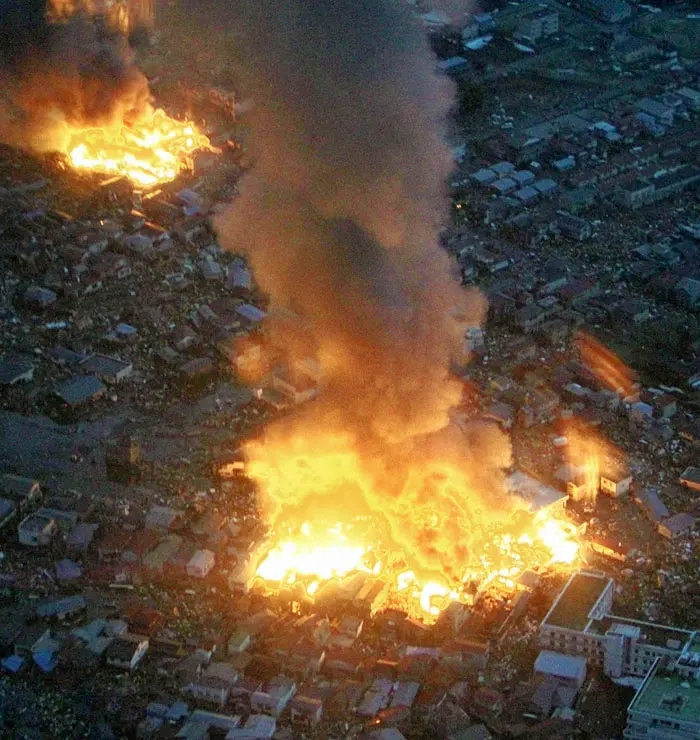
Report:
625,658,700,740
540,571,697,680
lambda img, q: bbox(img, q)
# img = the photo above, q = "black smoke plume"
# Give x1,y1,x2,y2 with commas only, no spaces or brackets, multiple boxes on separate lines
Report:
203,0,514,581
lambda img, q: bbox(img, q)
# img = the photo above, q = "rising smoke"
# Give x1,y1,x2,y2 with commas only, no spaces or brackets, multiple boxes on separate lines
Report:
210,0,516,584
0,0,150,151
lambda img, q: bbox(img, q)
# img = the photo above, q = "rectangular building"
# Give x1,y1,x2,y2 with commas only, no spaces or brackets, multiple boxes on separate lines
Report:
625,658,700,740
540,571,696,679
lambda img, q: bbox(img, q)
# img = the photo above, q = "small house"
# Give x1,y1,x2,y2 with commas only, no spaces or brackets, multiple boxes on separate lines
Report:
18,513,57,547
186,549,216,579
658,513,695,540
54,375,106,407
104,634,149,671
290,695,324,729
251,676,297,717
600,470,632,498
1,474,42,514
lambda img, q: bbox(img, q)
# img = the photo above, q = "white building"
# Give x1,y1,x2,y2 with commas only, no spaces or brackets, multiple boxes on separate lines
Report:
187,549,216,579
625,657,700,740
251,677,296,717
600,470,633,497
540,572,696,680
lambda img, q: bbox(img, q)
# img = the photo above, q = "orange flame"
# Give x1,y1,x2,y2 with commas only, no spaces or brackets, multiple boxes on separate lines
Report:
254,513,580,620
64,108,211,186
576,331,637,399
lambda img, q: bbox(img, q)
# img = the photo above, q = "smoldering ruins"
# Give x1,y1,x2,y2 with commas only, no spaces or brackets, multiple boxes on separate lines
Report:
213,0,517,586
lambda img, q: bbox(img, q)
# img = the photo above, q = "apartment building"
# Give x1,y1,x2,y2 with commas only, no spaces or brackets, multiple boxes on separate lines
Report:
540,572,696,679
625,657,700,740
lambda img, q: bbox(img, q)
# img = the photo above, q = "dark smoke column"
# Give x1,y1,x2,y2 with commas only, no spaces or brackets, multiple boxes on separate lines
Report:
213,0,513,581
216,0,484,440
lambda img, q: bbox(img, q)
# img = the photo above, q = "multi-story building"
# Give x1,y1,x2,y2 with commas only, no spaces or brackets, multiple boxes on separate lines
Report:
540,572,696,679
625,657,700,740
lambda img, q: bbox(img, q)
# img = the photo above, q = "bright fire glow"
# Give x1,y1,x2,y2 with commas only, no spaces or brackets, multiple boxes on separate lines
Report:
537,518,579,564
255,525,367,583
255,515,580,620
64,108,211,186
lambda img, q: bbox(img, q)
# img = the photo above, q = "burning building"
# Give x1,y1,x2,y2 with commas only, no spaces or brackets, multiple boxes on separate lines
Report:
207,0,581,618
0,0,208,185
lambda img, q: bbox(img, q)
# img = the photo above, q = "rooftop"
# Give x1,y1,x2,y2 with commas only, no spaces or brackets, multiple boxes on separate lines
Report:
535,651,587,681
630,661,700,724
54,375,106,406
589,616,692,649
544,572,610,631
19,513,55,533
505,471,567,513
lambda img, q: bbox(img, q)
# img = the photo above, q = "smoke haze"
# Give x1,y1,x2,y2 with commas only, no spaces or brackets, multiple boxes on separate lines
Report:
0,0,150,151
209,0,516,582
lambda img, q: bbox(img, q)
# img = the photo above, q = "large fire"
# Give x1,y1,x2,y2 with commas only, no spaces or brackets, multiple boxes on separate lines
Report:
64,107,211,186
253,511,580,621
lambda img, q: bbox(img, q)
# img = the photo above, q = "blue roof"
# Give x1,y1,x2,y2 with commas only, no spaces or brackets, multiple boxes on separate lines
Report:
56,559,82,580
146,702,169,718
34,651,57,673
236,304,266,323
229,261,253,290
1,655,24,673
535,650,587,681
166,701,190,721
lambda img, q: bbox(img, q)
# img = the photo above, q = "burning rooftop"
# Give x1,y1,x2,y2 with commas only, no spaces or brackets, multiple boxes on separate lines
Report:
250,506,581,623
0,0,212,186
63,108,212,187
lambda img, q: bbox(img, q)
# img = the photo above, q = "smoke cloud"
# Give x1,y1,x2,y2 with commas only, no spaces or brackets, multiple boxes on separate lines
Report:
0,0,150,151
216,0,516,583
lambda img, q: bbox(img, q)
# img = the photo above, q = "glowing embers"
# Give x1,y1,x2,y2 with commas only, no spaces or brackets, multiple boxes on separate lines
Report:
65,108,211,186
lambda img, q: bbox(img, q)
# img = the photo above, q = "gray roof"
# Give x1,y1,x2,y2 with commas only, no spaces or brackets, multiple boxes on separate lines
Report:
535,650,587,681
660,513,695,536
54,375,106,406
79,354,132,378
637,487,669,522
36,595,87,618
48,346,90,366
